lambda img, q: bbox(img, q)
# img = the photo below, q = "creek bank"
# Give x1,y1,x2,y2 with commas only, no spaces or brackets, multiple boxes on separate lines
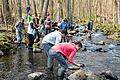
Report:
0,42,17,56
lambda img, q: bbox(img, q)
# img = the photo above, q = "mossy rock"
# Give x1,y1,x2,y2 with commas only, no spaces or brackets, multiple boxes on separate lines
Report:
0,36,7,42
0,42,17,55
0,32,7,42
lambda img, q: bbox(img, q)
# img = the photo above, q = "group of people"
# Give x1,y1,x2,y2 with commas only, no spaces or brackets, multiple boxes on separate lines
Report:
15,10,93,80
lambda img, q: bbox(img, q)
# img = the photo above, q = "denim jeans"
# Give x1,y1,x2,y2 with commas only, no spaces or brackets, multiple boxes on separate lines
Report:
16,32,22,48
47,49,68,76
41,43,54,55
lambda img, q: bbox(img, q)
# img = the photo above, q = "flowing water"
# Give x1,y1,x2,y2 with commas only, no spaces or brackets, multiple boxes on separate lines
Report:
0,32,120,80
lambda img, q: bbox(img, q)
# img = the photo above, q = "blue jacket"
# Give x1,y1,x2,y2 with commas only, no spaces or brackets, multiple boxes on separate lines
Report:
59,21,67,30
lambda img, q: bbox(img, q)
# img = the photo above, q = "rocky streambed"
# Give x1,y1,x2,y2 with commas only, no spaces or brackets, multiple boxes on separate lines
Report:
0,31,120,80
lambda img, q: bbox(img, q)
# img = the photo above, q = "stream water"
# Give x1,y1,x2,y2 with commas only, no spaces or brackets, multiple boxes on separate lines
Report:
0,32,120,80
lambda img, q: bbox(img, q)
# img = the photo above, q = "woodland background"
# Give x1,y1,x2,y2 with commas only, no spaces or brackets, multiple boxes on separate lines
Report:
0,0,120,41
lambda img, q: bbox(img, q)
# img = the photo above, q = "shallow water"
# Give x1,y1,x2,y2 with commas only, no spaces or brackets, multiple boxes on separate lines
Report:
0,32,120,80
73,33,120,79
0,48,48,80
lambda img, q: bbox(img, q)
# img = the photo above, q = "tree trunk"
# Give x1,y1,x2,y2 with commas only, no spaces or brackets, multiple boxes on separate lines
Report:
89,0,92,20
42,0,49,19
33,0,37,17
27,0,30,6
71,0,74,21
57,0,62,22
39,0,44,18
93,0,97,23
50,0,54,19
2,0,11,23
26,0,30,14
10,0,13,13
0,6,4,23
18,0,22,19
118,0,120,24
78,0,81,19
99,0,102,26
114,0,118,24
67,0,71,19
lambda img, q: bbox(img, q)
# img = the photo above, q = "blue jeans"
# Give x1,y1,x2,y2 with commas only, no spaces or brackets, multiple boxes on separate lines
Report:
47,49,68,76
16,32,22,48
41,43,54,55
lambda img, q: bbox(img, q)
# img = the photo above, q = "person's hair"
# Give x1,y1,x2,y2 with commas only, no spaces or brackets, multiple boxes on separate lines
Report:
61,30,68,35
72,41,82,48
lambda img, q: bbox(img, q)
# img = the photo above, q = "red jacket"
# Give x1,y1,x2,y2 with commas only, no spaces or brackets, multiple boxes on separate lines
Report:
52,43,78,64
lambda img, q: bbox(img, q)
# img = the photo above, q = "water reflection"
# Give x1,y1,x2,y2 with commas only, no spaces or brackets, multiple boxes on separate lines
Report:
0,55,13,79
0,31,120,79
16,49,24,72
28,50,35,73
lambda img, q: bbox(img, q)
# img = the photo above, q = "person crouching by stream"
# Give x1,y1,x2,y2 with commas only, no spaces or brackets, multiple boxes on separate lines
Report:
47,41,82,80
27,19,36,52
15,18,25,49
41,30,68,56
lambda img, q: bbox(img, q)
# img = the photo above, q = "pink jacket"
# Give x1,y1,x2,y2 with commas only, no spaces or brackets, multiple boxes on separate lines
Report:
52,43,78,64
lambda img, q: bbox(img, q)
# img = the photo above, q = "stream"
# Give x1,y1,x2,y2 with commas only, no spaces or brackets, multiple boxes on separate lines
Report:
0,31,120,80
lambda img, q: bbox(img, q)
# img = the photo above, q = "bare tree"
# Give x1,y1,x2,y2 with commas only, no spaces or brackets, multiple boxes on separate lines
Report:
50,0,54,19
0,6,4,23
89,0,92,20
71,0,74,21
26,0,30,6
42,0,49,19
26,0,30,14
18,0,22,19
78,0,81,19
33,0,37,17
67,0,71,18
57,0,62,22
117,0,120,23
39,0,45,18
114,0,118,24
99,0,102,26
2,0,11,23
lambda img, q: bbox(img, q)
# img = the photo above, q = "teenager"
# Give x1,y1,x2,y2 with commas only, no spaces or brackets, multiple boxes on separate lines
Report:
47,41,82,80
41,30,68,55
15,18,25,48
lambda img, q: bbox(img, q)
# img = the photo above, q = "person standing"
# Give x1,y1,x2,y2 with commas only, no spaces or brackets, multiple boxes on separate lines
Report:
87,20,93,38
27,10,33,23
59,19,68,42
15,18,25,49
41,30,68,55
59,18,68,32
47,41,82,80
27,20,36,51
44,16,52,36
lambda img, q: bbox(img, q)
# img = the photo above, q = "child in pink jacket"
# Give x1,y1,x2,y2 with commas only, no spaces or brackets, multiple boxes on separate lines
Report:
47,41,82,80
